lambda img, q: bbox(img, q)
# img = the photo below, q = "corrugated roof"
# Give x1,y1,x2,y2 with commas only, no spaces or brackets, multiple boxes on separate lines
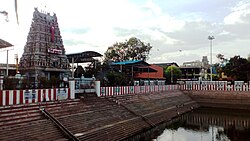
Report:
0,38,13,49
111,60,143,65
66,51,102,63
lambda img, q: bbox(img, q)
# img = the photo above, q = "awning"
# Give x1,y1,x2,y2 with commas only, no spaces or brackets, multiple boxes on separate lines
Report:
0,38,13,49
67,51,102,63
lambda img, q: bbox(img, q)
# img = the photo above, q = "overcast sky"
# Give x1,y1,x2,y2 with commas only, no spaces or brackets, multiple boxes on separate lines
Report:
0,0,250,65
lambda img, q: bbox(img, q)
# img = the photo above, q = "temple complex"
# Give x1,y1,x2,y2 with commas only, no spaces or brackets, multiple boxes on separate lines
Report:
19,8,70,82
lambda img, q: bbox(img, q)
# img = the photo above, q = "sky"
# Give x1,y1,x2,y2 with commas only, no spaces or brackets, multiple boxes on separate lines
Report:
0,0,250,65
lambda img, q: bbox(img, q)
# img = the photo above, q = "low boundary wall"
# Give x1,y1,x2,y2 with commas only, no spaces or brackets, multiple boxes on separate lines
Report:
183,90,250,109
181,81,250,91
0,88,71,106
98,83,250,97
0,80,75,107
99,85,179,97
180,84,250,91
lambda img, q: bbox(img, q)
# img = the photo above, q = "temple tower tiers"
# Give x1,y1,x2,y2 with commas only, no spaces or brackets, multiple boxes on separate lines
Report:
19,8,70,81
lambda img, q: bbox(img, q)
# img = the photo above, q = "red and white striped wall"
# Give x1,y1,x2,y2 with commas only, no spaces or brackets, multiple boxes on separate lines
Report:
0,88,71,106
99,84,250,97
99,85,180,97
180,84,250,91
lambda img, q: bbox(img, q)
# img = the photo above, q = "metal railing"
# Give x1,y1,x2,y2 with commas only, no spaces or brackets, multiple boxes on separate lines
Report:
40,108,79,141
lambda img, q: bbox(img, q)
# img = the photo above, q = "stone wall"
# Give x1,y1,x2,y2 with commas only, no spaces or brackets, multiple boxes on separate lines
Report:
183,90,250,109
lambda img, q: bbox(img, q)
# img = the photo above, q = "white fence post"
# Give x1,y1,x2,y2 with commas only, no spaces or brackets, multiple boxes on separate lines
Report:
69,79,75,99
95,81,100,97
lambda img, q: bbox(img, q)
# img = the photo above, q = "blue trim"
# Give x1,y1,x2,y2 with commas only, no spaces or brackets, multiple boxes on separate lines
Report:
111,60,143,65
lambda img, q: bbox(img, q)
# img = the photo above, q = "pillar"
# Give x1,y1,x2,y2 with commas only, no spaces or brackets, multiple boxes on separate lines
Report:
68,78,75,99
95,81,100,97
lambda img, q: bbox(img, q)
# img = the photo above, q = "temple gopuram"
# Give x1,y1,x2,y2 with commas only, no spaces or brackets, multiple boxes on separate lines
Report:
19,8,70,82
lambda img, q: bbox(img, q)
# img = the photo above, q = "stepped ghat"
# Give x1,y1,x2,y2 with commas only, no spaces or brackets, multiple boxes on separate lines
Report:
1,82,250,140
1,80,250,140
0,90,198,141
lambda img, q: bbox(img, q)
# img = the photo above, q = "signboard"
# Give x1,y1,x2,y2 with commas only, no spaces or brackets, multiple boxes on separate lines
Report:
57,89,67,100
48,48,62,54
24,90,36,100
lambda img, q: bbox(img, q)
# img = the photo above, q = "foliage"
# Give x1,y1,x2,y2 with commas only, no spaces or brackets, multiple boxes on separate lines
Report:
221,56,250,81
37,77,50,88
20,77,32,89
216,53,227,63
74,66,85,78
105,71,131,86
164,66,182,84
50,76,60,88
104,37,152,62
3,77,19,90
213,63,221,80
84,60,102,78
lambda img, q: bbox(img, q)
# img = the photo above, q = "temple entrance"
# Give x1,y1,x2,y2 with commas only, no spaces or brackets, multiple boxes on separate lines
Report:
66,51,102,97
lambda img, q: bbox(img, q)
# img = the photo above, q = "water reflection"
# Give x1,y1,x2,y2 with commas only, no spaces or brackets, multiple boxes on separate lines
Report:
156,108,250,141
157,126,228,141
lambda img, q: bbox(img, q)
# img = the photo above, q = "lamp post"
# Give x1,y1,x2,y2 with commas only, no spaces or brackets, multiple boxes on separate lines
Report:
208,36,215,81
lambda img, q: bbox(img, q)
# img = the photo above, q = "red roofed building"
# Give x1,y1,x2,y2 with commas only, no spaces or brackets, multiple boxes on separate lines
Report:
134,64,165,80
110,60,165,85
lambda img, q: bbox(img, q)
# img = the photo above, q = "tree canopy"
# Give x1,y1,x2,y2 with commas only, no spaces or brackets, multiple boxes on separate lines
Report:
221,56,250,81
74,66,85,78
105,71,131,86
104,37,152,63
164,66,182,84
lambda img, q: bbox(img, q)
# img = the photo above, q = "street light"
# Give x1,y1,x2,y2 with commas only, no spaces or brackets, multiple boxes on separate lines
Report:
208,36,215,81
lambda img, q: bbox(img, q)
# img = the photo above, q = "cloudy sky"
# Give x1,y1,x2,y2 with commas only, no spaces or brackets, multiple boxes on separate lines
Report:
0,0,250,65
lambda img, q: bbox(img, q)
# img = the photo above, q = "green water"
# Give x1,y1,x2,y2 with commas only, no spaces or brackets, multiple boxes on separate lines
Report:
155,108,250,141
126,107,250,141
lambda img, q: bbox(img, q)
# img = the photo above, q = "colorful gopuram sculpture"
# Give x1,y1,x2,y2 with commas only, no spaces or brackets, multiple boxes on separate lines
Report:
19,8,70,82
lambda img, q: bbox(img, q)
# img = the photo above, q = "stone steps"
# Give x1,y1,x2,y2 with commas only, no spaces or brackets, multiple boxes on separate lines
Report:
0,90,197,141
0,99,82,140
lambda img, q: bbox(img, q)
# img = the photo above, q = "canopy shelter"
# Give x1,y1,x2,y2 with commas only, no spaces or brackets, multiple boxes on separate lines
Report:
67,51,103,63
0,38,13,48
66,51,103,77
0,38,13,76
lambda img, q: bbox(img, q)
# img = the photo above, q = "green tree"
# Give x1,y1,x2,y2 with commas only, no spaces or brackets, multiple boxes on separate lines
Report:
50,76,60,88
3,77,19,90
74,66,85,78
106,71,130,86
84,60,102,78
164,66,182,84
104,37,152,62
20,77,31,89
37,77,50,89
213,63,221,80
221,55,250,81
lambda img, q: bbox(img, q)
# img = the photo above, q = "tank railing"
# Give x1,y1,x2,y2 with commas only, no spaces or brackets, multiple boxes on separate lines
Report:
40,108,79,141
